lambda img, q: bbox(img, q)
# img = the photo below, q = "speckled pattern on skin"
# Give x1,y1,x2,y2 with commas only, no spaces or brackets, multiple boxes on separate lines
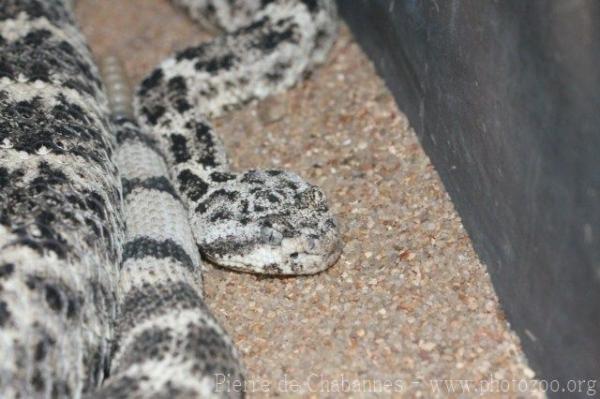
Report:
77,1,544,398
1,0,544,397
92,55,245,398
0,0,343,398
134,0,342,275
0,0,123,397
96,0,343,396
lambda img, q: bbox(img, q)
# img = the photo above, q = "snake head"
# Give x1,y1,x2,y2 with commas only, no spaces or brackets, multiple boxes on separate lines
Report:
190,169,342,275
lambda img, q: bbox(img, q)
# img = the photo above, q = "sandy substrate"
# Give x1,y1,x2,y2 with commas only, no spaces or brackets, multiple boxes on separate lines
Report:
75,1,541,397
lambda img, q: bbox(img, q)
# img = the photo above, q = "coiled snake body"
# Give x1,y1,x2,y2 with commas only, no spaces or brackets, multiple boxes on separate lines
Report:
0,0,341,397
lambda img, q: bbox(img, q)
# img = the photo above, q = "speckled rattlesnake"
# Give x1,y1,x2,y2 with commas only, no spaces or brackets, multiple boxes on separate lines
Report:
0,0,341,397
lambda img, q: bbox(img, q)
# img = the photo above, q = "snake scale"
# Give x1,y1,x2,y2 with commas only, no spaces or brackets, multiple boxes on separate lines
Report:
0,0,341,397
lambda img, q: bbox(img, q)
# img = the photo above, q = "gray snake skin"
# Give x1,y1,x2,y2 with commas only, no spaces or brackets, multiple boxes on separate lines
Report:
0,0,341,397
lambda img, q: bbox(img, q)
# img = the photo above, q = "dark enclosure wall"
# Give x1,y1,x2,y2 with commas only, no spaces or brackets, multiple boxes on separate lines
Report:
336,0,600,396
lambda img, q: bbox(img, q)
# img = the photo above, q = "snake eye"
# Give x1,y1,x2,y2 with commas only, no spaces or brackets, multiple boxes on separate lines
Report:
260,225,283,246
305,236,317,251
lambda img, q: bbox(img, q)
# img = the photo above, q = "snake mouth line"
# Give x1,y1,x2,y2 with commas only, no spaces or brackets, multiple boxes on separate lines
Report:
200,243,339,276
